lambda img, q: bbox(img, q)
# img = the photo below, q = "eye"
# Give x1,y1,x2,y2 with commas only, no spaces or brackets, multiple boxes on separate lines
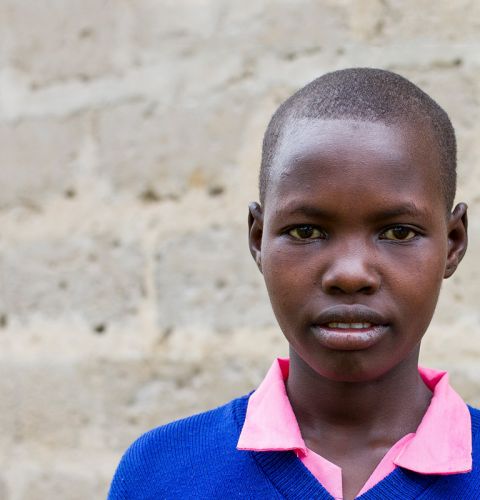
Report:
288,225,326,240
380,226,417,241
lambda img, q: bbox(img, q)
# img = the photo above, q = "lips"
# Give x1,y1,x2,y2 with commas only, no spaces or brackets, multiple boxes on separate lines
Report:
314,305,388,327
312,305,389,351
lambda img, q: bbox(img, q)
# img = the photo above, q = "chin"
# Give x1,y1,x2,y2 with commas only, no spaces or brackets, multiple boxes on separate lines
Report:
309,353,399,384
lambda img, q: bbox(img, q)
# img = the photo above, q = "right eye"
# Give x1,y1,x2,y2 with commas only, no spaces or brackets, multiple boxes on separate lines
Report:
288,225,326,240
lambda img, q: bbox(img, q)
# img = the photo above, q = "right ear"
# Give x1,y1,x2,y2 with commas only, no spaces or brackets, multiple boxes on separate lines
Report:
248,202,264,273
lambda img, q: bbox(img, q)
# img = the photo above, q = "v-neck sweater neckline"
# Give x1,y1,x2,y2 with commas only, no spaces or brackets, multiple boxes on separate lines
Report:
232,393,479,499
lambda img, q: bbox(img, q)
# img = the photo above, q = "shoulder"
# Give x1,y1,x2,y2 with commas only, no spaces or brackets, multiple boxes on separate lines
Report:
469,405,480,447
468,405,480,422
420,405,480,498
108,395,251,499
468,406,480,481
127,394,249,455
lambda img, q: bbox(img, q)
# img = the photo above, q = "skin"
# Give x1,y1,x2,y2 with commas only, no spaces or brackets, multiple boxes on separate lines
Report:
248,118,468,500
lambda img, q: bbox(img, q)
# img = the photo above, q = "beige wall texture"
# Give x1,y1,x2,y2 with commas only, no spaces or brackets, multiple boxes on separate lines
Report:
1,1,479,498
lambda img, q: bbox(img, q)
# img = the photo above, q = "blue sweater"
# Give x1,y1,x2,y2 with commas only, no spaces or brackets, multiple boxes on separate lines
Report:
108,395,480,499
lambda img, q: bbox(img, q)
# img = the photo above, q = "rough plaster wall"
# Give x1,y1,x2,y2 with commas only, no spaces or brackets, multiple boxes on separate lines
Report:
0,1,479,498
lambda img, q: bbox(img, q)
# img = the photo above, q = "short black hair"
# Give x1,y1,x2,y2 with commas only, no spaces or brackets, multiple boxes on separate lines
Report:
260,68,456,210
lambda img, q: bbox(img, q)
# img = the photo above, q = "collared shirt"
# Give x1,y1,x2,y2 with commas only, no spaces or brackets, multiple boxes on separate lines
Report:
237,358,472,499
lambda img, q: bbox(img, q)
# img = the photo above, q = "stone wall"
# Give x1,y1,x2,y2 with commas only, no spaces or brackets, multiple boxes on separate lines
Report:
0,1,479,498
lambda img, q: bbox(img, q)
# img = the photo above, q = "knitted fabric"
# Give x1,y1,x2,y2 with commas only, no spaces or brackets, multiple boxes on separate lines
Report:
108,395,480,499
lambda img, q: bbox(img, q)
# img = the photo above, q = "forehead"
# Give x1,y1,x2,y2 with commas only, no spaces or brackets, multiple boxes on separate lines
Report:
266,118,444,214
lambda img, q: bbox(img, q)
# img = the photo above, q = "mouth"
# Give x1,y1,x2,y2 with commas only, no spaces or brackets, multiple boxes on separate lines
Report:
326,322,373,329
312,306,389,351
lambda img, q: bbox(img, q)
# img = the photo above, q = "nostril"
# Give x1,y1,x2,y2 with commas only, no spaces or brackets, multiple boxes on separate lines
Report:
322,270,380,295
359,284,377,295
327,284,375,295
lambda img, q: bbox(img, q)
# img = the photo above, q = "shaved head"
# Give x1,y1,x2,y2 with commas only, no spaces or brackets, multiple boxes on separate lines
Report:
260,68,456,210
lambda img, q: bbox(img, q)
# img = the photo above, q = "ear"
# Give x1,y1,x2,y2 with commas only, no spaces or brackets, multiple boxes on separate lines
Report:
248,202,264,273
444,202,468,279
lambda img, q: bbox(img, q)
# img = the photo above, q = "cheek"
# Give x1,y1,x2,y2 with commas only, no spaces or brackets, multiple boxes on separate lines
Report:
263,257,296,305
263,238,318,282
416,241,448,288
262,245,313,311
387,246,446,321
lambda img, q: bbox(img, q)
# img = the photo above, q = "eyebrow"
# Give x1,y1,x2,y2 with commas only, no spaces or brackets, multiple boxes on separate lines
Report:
281,204,335,219
280,201,426,220
373,202,425,220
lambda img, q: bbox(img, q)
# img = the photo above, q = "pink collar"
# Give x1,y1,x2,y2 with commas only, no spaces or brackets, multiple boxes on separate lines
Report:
237,358,472,475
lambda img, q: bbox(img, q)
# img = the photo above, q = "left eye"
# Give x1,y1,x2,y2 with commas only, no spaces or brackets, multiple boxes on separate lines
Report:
381,226,417,241
289,225,325,240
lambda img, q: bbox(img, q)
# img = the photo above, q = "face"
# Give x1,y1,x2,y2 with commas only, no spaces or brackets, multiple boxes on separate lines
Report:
249,119,468,382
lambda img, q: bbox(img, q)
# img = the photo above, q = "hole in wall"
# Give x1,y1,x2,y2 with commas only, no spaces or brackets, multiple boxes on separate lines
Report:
93,323,107,335
139,188,161,203
0,314,8,329
64,188,76,199
208,185,225,197
78,27,94,39
215,279,227,289
58,280,68,290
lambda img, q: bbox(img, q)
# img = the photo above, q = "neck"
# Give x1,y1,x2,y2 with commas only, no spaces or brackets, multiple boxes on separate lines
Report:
286,347,432,443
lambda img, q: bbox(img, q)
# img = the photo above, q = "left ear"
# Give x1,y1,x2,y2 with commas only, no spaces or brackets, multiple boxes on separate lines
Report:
444,202,468,279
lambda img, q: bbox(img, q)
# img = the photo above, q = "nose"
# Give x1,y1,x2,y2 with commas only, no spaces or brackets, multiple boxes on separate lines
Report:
320,243,380,296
